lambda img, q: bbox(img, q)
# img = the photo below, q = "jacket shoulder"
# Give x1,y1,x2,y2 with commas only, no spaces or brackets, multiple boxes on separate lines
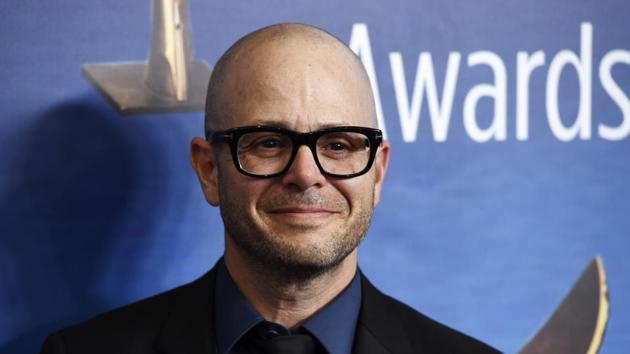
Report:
40,274,208,354
388,295,500,353
360,275,501,354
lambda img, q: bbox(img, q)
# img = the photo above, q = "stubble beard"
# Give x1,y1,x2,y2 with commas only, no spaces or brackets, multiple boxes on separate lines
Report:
219,185,374,282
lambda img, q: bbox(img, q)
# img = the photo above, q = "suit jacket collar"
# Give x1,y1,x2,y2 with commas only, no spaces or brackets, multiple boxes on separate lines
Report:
155,268,217,354
353,273,414,354
154,265,412,354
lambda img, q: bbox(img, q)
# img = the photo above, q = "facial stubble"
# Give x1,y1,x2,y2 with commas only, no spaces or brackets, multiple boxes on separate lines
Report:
218,172,375,281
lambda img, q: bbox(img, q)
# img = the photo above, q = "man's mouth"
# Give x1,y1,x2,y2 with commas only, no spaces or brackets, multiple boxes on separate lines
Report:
267,207,339,220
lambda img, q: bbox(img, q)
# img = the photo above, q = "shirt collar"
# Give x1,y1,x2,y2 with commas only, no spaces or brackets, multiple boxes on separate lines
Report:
302,269,361,354
214,259,264,354
214,258,362,354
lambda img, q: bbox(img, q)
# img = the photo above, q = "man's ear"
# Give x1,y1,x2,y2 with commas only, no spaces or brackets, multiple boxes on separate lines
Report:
373,140,390,206
190,137,220,206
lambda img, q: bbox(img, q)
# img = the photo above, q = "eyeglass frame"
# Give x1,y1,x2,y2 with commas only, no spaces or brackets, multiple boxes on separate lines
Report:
205,125,384,179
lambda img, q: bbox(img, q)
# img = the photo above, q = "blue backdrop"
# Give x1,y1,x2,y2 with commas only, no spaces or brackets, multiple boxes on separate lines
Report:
1,1,629,353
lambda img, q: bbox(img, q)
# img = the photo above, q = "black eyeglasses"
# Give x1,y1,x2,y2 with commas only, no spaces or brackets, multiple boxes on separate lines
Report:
206,125,383,178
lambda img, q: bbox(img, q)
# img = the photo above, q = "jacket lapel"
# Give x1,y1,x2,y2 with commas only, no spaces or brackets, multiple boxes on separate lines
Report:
353,274,414,354
155,267,218,354
353,323,393,354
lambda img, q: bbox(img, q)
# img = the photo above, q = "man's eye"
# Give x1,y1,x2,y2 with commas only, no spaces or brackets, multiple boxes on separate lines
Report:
258,138,283,149
327,142,349,151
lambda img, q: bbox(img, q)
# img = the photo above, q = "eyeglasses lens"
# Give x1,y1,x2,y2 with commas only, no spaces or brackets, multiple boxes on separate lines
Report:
316,132,370,175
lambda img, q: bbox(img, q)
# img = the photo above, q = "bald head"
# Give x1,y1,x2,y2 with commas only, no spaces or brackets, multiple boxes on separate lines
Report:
204,23,376,133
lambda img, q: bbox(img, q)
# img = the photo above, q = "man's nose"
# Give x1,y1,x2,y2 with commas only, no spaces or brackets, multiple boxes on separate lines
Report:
281,145,327,189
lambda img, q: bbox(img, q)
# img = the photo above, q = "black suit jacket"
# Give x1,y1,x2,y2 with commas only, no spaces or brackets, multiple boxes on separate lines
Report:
41,265,501,354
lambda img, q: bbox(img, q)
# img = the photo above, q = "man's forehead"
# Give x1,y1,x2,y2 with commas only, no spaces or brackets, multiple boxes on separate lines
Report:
220,77,373,131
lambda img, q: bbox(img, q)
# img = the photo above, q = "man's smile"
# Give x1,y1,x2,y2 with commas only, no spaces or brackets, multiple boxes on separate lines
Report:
266,207,340,223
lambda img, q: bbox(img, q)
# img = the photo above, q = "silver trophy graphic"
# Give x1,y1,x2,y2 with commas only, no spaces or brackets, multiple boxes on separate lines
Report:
82,0,211,115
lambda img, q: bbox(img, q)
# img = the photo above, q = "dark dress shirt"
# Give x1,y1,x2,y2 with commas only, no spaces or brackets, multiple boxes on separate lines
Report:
214,259,361,354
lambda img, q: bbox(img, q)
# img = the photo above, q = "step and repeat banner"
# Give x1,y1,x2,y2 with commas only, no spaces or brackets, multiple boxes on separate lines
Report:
1,0,628,353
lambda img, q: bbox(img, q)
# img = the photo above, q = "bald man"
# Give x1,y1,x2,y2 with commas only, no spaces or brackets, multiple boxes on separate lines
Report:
41,24,500,354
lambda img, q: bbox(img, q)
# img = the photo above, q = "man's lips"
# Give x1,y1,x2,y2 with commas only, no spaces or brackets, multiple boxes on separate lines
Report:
267,207,339,218
269,207,337,213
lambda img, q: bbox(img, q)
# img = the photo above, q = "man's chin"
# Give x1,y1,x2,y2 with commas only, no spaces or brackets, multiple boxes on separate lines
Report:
267,250,350,280
230,229,357,281
261,212,344,235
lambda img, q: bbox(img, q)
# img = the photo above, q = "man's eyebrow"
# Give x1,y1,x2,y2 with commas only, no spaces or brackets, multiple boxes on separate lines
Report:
317,122,353,128
248,120,354,129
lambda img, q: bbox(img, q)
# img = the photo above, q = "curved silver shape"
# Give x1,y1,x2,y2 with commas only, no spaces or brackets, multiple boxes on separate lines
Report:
519,257,609,354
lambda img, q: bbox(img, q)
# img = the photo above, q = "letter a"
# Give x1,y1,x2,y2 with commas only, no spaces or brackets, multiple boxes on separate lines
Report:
349,23,388,139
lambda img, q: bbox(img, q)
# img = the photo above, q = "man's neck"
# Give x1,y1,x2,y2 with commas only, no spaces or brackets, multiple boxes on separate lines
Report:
223,240,358,329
